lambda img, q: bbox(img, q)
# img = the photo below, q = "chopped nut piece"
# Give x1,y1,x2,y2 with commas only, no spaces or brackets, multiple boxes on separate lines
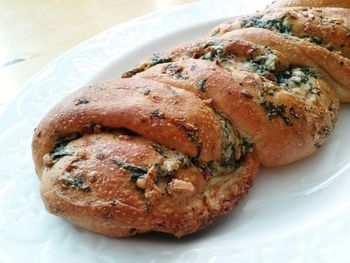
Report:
169,179,194,192
136,177,147,189
43,153,54,167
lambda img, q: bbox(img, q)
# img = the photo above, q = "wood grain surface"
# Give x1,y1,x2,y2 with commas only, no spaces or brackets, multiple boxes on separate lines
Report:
0,0,197,113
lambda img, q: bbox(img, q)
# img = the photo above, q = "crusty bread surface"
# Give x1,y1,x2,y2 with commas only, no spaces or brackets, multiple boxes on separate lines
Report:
32,0,349,237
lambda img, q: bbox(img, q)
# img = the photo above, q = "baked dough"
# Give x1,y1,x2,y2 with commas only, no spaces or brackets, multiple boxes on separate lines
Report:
32,0,348,237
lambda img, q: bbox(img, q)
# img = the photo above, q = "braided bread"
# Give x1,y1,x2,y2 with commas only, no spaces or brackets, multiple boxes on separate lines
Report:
32,0,348,238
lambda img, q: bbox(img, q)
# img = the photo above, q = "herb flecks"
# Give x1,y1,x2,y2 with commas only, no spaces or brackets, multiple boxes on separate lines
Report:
187,131,198,142
200,42,232,62
50,135,81,162
110,200,118,206
177,120,202,157
150,109,165,119
75,98,90,106
306,36,323,45
240,137,254,153
276,67,320,96
198,78,208,92
55,207,64,214
51,144,73,162
315,143,322,149
260,100,293,126
320,127,331,137
245,49,280,76
111,158,148,181
200,115,242,176
149,53,172,66
162,63,188,80
150,143,166,157
240,15,346,55
241,16,292,34
143,88,151,95
60,173,90,191
289,107,300,119
218,115,241,173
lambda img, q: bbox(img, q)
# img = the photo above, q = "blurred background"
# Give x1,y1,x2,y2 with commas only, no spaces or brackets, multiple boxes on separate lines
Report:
0,0,197,113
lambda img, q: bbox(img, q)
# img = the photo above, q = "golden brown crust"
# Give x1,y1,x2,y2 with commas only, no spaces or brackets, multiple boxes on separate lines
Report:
221,28,350,102
33,76,256,238
210,7,350,58
137,57,338,167
33,78,224,176
33,0,346,238
126,29,340,166
209,6,350,102
267,0,350,9
40,132,258,238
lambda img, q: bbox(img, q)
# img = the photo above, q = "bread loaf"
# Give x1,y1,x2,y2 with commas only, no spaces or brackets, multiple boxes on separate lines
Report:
32,0,348,237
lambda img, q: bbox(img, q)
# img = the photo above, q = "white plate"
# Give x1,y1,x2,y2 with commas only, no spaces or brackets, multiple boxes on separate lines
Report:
1,0,350,262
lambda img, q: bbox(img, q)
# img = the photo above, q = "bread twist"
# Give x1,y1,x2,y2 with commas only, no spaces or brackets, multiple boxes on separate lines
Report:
32,0,348,238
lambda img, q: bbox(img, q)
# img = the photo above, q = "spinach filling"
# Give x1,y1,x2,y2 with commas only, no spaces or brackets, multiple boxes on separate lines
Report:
198,78,208,92
305,36,323,45
258,67,318,126
150,109,165,119
205,114,244,176
149,53,172,66
241,16,292,34
244,49,280,75
320,127,331,138
260,100,293,126
241,16,343,55
154,154,190,179
121,53,172,78
60,172,90,191
199,42,235,62
276,67,320,95
51,143,73,162
110,116,248,182
111,150,190,184
111,158,148,181
50,133,81,162
240,137,254,154
187,131,198,143
162,63,188,80
200,40,281,79
218,115,240,171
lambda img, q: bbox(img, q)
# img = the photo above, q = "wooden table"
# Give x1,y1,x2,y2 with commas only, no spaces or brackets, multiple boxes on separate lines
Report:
0,0,197,113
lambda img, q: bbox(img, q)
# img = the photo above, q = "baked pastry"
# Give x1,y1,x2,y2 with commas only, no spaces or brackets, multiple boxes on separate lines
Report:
32,0,347,238
33,78,260,238
209,3,350,101
267,0,350,9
